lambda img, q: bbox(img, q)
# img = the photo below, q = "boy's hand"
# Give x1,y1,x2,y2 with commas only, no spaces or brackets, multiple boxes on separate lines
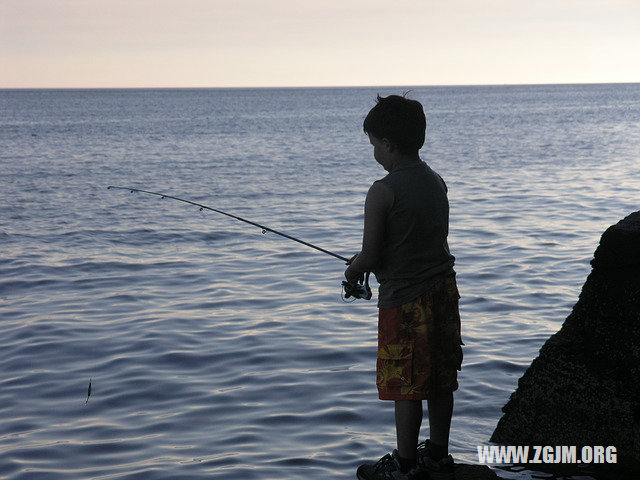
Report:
345,253,363,284
344,264,364,285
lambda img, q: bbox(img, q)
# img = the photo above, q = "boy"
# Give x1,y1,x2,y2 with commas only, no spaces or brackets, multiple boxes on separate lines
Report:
345,95,463,480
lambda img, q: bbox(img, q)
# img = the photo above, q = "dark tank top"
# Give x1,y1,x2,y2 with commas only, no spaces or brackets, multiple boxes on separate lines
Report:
374,161,455,308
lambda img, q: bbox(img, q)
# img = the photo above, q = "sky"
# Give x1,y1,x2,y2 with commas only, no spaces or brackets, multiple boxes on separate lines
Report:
1,0,639,88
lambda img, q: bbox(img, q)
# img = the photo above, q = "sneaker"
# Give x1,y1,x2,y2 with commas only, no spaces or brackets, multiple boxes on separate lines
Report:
357,449,419,480
416,440,455,480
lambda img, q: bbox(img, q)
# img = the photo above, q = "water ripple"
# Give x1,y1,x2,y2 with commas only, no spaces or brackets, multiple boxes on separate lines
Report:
2,85,638,480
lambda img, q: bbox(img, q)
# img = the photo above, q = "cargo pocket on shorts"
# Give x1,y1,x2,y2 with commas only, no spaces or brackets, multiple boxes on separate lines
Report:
456,337,464,371
376,343,413,388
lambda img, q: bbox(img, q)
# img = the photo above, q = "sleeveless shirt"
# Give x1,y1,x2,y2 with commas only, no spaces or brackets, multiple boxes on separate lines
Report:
374,161,455,308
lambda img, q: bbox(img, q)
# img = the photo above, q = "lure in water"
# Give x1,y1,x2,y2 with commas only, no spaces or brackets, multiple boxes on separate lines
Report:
85,378,91,404
107,186,371,300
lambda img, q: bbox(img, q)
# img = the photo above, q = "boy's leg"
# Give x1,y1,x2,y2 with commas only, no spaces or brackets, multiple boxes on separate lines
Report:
427,390,454,454
395,400,422,463
356,400,422,478
424,273,460,457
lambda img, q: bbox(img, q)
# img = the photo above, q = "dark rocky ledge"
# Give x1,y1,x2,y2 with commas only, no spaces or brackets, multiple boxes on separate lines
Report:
453,463,500,479
491,211,640,479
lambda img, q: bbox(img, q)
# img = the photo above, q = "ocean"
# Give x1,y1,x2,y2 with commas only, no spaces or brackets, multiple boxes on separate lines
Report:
1,84,639,480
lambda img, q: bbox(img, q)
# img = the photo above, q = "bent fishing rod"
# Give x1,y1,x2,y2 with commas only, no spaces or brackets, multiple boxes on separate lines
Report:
107,186,371,300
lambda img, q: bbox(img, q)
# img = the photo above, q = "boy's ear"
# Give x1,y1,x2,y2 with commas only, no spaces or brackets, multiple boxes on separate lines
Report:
381,138,394,152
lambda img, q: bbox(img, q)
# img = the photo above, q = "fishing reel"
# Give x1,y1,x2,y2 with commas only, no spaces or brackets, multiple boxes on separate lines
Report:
342,271,372,301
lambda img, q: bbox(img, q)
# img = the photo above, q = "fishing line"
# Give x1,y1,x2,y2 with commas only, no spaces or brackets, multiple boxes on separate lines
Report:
107,186,371,300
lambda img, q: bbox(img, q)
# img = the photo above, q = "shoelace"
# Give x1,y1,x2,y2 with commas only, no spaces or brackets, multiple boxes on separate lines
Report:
416,440,450,468
416,440,429,461
373,453,398,475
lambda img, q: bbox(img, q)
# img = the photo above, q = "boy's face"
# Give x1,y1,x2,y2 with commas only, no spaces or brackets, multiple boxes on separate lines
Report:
368,133,393,171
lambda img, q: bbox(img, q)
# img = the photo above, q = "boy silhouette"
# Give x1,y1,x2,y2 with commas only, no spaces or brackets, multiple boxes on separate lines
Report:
345,95,463,480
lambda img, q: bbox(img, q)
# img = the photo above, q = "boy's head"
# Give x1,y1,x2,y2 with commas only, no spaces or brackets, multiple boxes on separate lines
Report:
363,94,426,155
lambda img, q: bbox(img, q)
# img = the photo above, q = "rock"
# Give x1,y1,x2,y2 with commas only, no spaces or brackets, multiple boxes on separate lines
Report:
454,463,500,479
491,211,640,477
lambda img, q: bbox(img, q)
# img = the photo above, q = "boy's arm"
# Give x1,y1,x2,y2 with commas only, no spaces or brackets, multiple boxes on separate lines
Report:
345,181,393,282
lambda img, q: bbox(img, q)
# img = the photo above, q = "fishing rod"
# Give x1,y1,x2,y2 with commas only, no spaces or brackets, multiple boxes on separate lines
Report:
107,185,371,300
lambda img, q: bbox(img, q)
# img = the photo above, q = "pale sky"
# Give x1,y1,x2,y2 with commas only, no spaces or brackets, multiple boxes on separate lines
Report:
1,0,639,88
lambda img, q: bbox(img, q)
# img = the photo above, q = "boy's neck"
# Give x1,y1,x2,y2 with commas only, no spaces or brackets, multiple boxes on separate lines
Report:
388,153,422,172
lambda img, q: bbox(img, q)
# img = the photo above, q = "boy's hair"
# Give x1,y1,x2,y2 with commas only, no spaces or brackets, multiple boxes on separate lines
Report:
363,94,426,154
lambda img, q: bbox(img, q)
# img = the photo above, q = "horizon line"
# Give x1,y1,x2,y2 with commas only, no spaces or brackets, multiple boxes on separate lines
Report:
1,80,639,91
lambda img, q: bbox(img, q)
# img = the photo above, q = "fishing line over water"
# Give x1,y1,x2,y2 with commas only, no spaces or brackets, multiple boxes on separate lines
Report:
107,186,372,300
107,186,349,263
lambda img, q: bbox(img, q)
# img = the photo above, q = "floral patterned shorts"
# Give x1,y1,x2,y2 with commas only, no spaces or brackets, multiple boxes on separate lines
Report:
377,274,463,400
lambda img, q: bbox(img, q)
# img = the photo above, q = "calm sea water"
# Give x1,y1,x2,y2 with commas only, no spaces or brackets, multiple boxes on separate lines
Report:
1,84,639,480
